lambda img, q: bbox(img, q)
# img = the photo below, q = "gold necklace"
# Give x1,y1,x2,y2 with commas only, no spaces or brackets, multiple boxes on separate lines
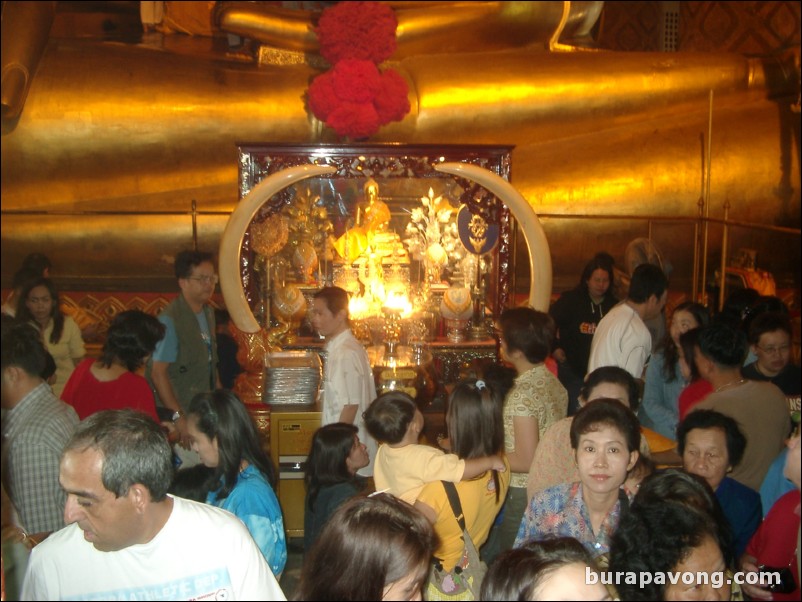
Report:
715,378,746,393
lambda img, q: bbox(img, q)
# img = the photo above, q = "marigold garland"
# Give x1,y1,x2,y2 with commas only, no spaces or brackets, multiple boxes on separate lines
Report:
309,1,410,139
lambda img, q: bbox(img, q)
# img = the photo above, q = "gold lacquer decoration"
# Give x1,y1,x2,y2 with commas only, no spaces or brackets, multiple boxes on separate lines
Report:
251,213,289,257
231,326,274,405
468,214,488,254
271,283,307,346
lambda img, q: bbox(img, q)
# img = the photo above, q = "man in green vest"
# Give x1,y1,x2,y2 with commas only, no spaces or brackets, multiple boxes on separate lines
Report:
149,250,220,459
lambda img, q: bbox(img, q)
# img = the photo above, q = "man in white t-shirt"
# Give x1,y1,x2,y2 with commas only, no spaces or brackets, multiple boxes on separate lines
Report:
310,286,377,477
588,263,668,379
21,409,285,601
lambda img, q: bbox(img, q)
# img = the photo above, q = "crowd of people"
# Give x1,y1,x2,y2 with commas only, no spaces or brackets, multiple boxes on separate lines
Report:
1,248,799,601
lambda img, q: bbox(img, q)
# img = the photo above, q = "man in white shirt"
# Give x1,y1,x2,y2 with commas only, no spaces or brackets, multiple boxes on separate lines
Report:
588,263,668,379
21,409,285,601
310,286,377,477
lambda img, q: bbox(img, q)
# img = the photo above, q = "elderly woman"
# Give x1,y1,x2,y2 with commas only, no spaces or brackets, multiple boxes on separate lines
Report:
677,409,762,558
515,398,640,557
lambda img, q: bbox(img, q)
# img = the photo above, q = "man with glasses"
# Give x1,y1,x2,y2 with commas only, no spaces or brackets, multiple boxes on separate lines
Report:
148,250,221,458
743,312,800,403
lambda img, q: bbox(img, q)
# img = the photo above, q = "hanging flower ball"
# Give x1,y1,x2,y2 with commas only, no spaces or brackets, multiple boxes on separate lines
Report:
308,1,410,140
316,1,398,64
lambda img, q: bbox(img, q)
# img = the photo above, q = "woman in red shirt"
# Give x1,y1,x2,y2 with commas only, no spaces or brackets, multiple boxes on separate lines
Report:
61,310,164,421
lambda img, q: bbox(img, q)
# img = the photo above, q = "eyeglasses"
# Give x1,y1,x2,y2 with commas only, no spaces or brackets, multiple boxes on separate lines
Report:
187,274,218,285
756,344,790,355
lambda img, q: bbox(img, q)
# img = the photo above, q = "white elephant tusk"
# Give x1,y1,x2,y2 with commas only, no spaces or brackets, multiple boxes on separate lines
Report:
434,163,552,311
219,164,336,333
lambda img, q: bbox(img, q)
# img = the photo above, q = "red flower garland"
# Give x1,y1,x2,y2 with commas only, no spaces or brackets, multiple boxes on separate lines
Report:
316,1,398,64
309,1,410,139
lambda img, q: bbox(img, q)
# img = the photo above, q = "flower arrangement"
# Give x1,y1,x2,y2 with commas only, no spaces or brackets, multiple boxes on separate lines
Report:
308,1,410,139
403,188,465,284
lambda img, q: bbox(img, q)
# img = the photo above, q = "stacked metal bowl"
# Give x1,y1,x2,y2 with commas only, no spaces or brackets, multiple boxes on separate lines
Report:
263,351,322,405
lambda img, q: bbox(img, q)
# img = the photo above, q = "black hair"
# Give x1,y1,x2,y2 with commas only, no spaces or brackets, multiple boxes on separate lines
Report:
631,468,735,566
16,277,65,344
11,266,39,291
65,409,173,501
187,389,277,499
679,327,704,382
364,390,417,444
747,311,792,345
174,250,214,280
481,536,600,601
627,263,668,304
1,321,49,378
99,310,165,371
580,366,641,413
498,307,555,364
21,252,52,276
169,464,216,502
570,397,641,454
741,295,789,335
676,409,747,469
697,322,747,368
481,363,517,401
305,423,360,511
609,501,729,600
447,378,505,501
716,287,760,329
578,252,615,294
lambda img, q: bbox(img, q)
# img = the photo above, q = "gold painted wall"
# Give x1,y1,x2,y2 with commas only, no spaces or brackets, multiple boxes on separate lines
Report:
1,1,799,295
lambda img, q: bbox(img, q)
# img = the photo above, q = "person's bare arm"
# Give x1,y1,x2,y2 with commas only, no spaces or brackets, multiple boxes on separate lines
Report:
339,403,358,425
150,360,190,449
413,500,437,524
506,415,539,473
462,455,507,479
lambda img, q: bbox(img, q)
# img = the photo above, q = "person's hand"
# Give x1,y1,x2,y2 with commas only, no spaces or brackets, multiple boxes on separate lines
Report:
174,416,191,450
740,559,774,601
1,524,37,549
491,455,507,472
436,434,451,451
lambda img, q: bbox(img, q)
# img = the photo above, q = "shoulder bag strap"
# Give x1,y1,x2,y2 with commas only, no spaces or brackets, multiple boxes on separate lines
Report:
442,480,466,532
